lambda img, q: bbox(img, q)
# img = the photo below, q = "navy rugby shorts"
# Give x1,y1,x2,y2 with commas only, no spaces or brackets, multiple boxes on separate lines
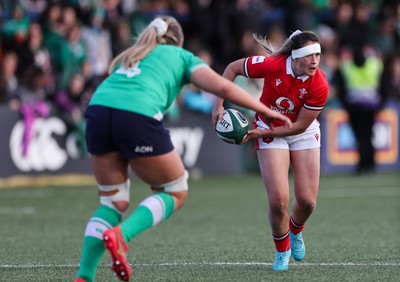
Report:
85,105,174,159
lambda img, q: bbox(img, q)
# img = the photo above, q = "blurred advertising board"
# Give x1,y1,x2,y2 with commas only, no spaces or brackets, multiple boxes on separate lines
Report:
320,99,400,173
0,107,242,186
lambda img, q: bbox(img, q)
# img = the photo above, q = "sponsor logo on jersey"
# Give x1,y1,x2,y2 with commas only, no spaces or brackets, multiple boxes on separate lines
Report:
276,78,282,86
275,97,295,111
252,56,265,64
271,97,296,115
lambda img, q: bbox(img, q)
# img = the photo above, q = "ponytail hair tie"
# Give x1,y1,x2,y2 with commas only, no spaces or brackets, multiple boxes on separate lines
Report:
149,18,168,37
289,30,302,40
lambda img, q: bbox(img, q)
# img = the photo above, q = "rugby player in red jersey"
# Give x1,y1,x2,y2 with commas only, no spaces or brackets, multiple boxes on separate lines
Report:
212,30,329,271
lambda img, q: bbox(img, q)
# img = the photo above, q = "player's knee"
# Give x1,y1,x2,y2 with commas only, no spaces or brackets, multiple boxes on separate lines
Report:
98,179,131,213
269,199,289,216
152,170,189,210
164,170,189,193
152,170,189,193
298,198,317,213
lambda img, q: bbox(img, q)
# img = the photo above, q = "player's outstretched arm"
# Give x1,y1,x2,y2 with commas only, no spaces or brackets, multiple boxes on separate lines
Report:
191,66,292,129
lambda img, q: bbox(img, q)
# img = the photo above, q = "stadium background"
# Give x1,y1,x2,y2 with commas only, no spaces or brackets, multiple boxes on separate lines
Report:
0,0,399,185
0,2,399,281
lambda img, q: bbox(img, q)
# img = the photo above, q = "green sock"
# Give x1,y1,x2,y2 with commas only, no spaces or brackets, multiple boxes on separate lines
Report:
121,193,175,242
77,205,121,282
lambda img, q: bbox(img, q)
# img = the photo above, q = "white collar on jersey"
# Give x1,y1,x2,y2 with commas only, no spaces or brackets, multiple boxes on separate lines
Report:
286,56,309,82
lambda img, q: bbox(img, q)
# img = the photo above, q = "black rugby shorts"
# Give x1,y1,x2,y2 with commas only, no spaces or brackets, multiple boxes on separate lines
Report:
85,105,174,159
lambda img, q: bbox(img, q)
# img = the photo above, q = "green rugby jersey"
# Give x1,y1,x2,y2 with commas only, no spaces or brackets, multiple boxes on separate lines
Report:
89,44,208,120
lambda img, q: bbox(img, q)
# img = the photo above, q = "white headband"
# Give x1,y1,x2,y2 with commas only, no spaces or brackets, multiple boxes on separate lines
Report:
149,18,168,37
291,43,321,59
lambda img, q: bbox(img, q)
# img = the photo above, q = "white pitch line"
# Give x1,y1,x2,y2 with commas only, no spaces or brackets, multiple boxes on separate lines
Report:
0,207,35,215
1,262,399,268
143,262,400,267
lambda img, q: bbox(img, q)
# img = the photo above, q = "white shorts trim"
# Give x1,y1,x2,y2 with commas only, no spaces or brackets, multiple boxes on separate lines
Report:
255,118,321,151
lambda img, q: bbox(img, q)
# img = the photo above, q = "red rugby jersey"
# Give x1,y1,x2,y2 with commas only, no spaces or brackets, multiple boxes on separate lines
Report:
244,55,328,126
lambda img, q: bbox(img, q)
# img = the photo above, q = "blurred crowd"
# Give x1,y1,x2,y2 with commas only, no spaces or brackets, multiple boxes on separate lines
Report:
1,0,400,111
0,0,399,167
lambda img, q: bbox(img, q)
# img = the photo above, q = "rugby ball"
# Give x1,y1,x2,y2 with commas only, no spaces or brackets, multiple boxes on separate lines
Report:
215,109,249,144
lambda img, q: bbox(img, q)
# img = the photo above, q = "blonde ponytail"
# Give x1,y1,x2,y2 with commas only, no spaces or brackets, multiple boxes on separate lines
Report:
108,16,184,74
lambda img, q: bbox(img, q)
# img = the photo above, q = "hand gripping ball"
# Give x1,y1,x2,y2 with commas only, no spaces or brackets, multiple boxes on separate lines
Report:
215,109,249,145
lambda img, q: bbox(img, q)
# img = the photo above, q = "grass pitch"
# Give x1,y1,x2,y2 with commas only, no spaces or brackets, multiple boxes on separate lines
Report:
0,172,399,281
